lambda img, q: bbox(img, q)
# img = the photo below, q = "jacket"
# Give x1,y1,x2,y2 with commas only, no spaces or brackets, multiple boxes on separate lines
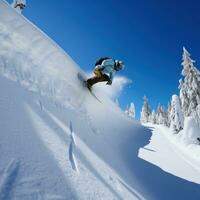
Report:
98,59,116,81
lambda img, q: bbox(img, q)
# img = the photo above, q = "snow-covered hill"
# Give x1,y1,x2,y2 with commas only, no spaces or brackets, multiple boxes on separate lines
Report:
0,1,145,199
0,74,143,200
0,1,200,199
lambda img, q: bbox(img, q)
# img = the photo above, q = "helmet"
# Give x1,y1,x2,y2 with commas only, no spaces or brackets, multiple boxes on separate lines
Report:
115,60,124,71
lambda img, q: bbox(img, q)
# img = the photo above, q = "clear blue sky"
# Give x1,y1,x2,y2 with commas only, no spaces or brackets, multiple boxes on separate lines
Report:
7,0,200,119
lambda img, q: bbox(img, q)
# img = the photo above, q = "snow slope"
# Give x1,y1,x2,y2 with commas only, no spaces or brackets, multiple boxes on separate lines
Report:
139,124,200,199
1,0,200,199
0,75,142,200
0,1,145,199
139,125,200,183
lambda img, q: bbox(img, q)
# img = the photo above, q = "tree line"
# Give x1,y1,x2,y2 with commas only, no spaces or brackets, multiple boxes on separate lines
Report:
140,47,200,136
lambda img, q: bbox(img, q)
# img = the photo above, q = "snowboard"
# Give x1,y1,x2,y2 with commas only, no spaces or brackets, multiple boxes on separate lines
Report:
77,73,102,103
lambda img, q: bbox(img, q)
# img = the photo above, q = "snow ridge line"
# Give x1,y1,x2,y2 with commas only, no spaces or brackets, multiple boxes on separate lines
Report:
0,0,86,112
1,0,80,72
0,159,20,200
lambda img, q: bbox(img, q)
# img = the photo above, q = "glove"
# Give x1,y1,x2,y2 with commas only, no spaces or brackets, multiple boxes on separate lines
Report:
106,80,112,85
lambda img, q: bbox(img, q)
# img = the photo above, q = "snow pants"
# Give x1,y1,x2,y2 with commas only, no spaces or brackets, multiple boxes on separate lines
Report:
87,69,110,88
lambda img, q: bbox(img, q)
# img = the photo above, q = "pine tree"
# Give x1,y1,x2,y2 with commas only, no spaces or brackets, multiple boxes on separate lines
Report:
149,110,156,124
156,105,168,125
194,104,200,127
179,47,200,117
155,106,159,124
169,95,184,133
158,106,164,125
125,102,135,118
140,96,151,123
197,105,200,124
156,104,161,124
166,102,172,127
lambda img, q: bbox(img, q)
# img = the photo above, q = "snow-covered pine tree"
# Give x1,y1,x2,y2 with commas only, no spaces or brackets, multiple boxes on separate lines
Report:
140,96,151,123
125,102,135,118
169,95,184,133
149,110,156,124
166,101,172,127
156,105,168,125
148,112,152,123
194,104,200,127
179,47,200,117
156,104,161,124
158,106,163,124
155,104,161,124
163,107,168,126
197,105,200,124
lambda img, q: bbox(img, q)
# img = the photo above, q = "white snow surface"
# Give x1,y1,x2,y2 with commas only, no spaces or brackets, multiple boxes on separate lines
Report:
140,124,200,199
139,125,200,184
0,1,200,199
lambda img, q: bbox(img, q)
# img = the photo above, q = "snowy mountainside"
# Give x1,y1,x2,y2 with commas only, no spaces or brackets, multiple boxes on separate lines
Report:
0,75,143,199
0,0,85,109
1,1,200,200
0,1,146,199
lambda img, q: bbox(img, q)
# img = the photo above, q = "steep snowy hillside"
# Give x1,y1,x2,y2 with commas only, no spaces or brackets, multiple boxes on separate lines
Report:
0,1,145,199
1,1,200,200
0,75,143,200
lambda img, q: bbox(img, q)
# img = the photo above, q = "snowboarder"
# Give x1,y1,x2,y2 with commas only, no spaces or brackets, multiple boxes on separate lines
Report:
87,57,124,90
12,0,26,14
